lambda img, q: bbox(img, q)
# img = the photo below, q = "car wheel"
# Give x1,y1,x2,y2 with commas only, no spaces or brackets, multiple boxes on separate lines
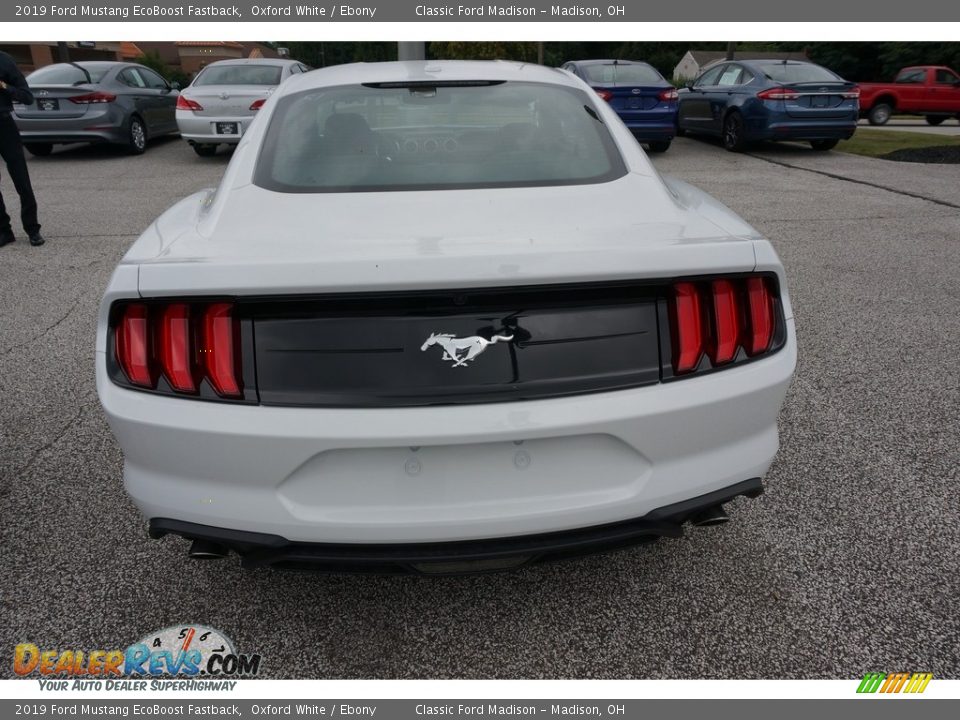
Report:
192,144,217,157
925,115,946,126
126,116,147,155
25,143,53,157
647,141,671,153
809,139,839,151
722,112,746,152
867,103,892,125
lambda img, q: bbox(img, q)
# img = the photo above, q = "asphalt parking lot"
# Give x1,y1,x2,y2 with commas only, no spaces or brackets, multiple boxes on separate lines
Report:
1,134,958,679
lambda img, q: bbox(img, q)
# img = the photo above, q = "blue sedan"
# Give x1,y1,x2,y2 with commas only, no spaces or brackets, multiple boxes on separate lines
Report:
677,59,859,152
562,59,678,152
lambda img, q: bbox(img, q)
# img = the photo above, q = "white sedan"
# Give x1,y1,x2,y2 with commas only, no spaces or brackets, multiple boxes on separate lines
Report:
96,60,796,574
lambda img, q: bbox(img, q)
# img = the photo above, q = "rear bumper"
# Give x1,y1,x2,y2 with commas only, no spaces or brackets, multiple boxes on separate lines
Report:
97,319,796,545
176,111,252,144
150,477,764,574
754,121,858,142
14,106,127,145
626,123,677,142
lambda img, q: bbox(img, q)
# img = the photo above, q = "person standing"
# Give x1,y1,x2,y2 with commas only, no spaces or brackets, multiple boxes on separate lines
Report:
0,50,43,247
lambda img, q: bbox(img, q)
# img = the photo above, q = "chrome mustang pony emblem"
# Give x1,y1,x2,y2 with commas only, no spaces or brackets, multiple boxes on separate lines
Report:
420,332,514,368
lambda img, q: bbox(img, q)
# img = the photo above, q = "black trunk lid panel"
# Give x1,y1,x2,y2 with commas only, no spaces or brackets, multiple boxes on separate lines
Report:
246,283,662,407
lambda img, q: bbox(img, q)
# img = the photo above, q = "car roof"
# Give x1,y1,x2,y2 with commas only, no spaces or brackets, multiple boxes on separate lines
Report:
570,59,652,66
275,60,576,95
201,58,299,67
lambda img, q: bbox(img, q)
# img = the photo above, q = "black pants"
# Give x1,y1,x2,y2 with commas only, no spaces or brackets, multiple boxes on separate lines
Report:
0,112,40,236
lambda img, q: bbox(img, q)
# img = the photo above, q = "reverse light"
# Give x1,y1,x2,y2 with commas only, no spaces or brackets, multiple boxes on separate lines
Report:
659,88,679,101
112,300,243,400
176,95,204,111
69,91,116,104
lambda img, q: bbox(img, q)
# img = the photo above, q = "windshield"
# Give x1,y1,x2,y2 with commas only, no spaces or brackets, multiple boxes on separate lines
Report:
193,65,283,86
254,81,626,193
756,62,841,83
581,63,662,85
27,64,111,85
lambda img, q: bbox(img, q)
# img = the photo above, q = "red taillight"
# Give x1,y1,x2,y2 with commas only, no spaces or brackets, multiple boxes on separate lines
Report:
69,91,116,105
115,304,154,388
201,303,242,398
249,98,266,111
659,88,679,101
668,275,781,376
176,95,204,112
670,282,704,374
745,277,775,356
113,300,242,399
757,86,800,101
709,279,740,365
157,303,197,393
594,88,613,102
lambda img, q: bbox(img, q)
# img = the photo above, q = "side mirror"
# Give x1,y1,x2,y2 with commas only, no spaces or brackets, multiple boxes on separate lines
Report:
685,81,695,90
170,81,181,90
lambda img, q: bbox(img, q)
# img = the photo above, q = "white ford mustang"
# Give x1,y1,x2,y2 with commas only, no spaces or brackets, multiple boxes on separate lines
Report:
96,61,796,573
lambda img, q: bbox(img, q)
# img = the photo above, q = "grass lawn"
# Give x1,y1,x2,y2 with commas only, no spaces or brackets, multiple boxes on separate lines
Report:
838,129,960,158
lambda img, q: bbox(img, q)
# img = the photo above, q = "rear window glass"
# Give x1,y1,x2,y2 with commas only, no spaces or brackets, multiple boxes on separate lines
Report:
194,65,283,86
581,63,662,85
27,64,110,85
254,81,627,193
756,63,841,83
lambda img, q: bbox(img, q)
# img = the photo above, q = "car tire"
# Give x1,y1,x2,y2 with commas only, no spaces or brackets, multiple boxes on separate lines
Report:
25,143,53,157
722,112,746,152
192,144,218,157
867,103,893,125
126,116,147,155
809,139,839,151
925,115,946,126
647,141,671,153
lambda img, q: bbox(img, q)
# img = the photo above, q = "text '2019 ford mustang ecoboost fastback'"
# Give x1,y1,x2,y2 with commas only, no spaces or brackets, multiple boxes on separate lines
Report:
96,61,797,574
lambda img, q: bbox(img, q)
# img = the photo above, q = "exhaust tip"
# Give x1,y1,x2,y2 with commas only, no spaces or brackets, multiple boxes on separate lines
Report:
690,504,729,527
188,539,229,560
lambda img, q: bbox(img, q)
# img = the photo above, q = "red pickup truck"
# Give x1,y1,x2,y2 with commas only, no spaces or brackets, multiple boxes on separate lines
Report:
858,66,960,125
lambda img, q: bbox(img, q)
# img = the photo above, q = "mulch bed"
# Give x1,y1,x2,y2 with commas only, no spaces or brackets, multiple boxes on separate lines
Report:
881,146,960,164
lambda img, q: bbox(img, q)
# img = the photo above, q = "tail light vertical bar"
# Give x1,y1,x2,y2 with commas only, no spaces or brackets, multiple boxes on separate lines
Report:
201,303,243,398
115,303,154,388
157,303,197,393
669,282,704,374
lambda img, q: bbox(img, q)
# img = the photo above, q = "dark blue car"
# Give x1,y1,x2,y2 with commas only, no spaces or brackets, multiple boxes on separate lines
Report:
562,59,678,152
677,59,859,152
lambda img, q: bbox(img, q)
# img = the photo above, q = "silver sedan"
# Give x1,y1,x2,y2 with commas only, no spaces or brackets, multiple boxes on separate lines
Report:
176,58,308,157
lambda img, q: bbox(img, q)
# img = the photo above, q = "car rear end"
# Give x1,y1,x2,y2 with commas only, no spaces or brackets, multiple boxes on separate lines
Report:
13,63,128,147
97,64,795,574
176,61,283,149
749,61,859,142
578,61,678,149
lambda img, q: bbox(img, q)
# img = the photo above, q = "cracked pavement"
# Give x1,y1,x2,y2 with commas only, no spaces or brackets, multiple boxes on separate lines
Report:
1,135,958,679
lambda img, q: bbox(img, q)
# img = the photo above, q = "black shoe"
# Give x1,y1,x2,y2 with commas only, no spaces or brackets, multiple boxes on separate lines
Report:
0,231,15,247
28,233,44,246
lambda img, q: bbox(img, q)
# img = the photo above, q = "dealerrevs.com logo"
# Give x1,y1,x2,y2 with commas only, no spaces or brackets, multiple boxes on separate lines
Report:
14,625,261,690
